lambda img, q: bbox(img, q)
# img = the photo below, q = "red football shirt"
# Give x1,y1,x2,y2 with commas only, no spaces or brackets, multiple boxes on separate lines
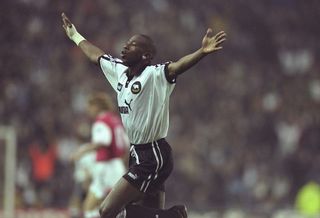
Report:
92,112,128,161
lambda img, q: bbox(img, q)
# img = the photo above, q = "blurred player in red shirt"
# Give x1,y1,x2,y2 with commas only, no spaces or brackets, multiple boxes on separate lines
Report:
71,93,129,218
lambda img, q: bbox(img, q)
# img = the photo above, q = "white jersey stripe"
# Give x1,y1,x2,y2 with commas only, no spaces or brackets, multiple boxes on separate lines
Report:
152,142,160,173
140,181,146,191
143,179,152,193
140,174,152,192
155,141,163,170
131,146,140,164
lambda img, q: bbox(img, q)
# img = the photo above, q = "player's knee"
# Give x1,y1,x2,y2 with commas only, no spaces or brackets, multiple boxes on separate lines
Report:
99,204,115,218
99,205,107,218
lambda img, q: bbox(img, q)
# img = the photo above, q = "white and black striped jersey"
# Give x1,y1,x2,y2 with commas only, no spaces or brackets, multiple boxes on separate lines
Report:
98,54,176,144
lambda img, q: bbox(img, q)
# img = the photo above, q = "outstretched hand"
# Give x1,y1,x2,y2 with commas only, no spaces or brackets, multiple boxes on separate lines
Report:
201,28,226,54
61,12,78,40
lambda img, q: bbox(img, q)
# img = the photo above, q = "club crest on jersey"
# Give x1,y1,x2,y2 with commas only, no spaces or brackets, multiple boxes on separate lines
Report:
131,81,141,94
117,82,123,91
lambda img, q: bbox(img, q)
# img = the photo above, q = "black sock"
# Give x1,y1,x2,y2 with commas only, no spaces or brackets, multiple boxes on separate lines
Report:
125,204,178,218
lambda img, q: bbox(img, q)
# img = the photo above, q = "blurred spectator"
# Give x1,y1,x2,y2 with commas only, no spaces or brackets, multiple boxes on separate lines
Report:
295,181,320,217
28,131,57,207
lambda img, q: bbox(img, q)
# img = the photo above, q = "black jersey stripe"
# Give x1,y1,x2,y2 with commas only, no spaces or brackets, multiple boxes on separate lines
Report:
164,62,177,84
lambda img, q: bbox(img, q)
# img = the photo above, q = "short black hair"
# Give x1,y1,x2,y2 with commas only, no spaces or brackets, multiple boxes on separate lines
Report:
138,34,157,58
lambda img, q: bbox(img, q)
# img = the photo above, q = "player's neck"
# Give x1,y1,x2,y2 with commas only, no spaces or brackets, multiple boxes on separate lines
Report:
128,63,147,77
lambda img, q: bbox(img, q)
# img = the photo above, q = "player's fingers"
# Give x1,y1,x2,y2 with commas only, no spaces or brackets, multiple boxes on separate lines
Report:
215,35,226,44
62,17,68,27
63,20,72,28
61,13,67,24
62,25,69,34
62,22,70,31
63,18,72,28
215,31,226,40
216,37,227,45
61,12,69,21
205,28,213,37
62,13,72,27
214,46,223,51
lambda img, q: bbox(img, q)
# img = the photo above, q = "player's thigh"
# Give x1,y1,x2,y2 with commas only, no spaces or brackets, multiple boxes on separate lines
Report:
99,177,143,218
83,191,102,211
140,190,165,209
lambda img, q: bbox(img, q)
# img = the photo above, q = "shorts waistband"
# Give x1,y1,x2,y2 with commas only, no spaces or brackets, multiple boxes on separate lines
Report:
130,138,166,150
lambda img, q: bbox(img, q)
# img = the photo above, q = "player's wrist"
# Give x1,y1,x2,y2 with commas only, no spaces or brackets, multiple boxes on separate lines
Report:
71,32,86,46
199,47,209,56
67,24,86,46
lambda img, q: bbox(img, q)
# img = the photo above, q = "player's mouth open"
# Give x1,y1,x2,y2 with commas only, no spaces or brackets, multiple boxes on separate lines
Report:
121,52,127,59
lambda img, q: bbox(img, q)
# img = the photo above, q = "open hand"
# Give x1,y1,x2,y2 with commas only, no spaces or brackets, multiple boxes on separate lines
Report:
201,28,226,54
61,12,78,40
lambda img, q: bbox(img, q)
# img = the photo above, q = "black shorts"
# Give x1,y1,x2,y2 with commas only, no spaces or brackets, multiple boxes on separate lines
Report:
123,138,173,194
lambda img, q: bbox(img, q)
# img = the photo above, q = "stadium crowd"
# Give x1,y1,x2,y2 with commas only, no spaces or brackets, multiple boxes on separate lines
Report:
1,0,320,217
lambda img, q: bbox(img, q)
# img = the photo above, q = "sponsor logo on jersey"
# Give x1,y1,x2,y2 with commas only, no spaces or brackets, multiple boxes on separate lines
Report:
118,106,129,114
118,99,133,114
131,81,141,94
117,82,123,91
124,99,133,111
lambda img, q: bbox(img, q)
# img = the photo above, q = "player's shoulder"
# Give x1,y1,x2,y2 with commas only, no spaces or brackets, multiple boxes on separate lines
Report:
144,62,175,83
143,62,171,76
99,54,125,65
148,61,171,69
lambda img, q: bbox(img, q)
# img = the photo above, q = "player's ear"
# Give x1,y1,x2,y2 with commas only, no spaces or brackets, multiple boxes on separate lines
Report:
142,53,152,60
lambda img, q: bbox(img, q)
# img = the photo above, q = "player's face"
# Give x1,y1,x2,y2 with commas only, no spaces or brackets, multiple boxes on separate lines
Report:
121,35,148,67
87,104,99,118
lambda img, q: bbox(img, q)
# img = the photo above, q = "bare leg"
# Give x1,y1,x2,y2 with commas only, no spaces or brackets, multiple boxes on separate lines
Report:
83,191,102,211
99,178,186,218
83,191,103,218
140,191,165,209
99,178,143,218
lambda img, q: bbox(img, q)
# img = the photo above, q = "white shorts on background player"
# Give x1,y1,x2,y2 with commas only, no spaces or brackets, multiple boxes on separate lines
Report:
74,149,96,183
89,158,125,199
74,150,125,199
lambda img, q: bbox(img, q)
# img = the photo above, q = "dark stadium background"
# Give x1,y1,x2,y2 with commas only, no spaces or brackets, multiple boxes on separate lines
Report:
1,0,320,217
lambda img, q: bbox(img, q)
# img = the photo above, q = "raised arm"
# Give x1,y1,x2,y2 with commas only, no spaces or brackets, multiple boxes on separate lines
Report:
167,28,226,77
62,13,104,64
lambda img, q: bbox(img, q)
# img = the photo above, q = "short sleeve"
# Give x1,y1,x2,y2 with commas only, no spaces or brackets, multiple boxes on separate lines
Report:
152,62,176,95
98,54,128,91
164,62,177,84
91,121,112,146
